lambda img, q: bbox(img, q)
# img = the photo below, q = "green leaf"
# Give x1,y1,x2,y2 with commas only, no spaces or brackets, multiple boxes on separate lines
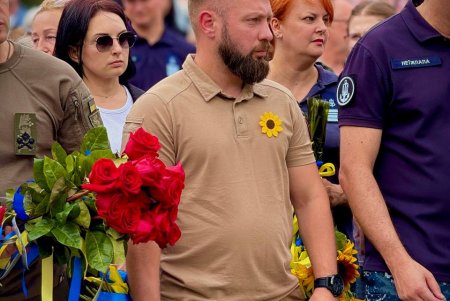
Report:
81,127,110,154
335,230,347,252
68,203,81,220
34,158,49,191
51,222,82,249
106,228,123,240
85,231,113,273
52,142,67,167
28,218,55,241
110,237,126,265
74,200,91,229
80,193,96,213
79,154,89,181
33,194,50,216
56,202,78,224
43,156,68,189
72,153,84,187
48,177,67,215
66,154,75,175
22,188,35,214
24,222,34,233
107,228,126,265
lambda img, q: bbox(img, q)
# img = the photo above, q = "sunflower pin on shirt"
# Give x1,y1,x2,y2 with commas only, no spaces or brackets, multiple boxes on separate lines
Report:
259,112,283,138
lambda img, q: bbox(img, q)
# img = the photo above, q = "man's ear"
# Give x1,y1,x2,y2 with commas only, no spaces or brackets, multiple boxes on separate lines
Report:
68,46,80,63
198,10,217,38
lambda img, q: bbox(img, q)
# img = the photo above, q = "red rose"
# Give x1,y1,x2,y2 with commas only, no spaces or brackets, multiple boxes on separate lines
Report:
151,163,185,208
123,128,160,160
154,208,181,247
95,191,124,219
118,162,142,195
109,201,141,234
167,223,181,246
82,158,119,193
131,205,181,248
131,217,156,245
133,156,166,187
95,192,140,234
0,206,6,222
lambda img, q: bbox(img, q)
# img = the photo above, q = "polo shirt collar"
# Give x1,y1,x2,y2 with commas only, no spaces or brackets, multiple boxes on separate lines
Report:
182,55,268,102
401,0,443,42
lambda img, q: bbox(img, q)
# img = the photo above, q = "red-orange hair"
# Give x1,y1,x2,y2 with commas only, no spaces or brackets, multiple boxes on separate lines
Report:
270,0,334,24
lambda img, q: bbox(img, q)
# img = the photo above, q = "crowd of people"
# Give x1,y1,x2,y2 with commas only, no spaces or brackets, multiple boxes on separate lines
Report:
1,0,449,300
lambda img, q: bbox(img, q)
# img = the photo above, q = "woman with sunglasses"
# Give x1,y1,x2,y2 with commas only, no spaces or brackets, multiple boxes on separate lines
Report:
55,0,144,154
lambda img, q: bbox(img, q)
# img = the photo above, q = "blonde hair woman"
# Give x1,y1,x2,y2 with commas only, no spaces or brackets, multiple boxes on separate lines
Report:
31,0,70,54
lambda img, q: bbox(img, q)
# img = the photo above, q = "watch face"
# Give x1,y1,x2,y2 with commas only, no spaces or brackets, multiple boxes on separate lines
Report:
330,275,345,296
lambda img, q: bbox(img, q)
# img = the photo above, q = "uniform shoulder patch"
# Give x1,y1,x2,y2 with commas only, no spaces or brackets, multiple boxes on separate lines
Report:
336,76,355,107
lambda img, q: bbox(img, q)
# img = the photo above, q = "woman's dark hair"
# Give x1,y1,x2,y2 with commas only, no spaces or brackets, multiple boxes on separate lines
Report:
54,0,136,84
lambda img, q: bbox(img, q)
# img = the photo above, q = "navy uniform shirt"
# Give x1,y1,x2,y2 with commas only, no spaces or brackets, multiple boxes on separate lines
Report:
300,63,353,240
338,0,450,282
129,27,196,91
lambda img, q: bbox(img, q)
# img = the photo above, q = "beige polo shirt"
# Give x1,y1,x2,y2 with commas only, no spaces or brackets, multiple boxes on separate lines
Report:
123,55,315,300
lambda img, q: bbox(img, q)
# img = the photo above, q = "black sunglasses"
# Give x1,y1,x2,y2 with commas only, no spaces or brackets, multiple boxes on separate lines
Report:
94,31,137,52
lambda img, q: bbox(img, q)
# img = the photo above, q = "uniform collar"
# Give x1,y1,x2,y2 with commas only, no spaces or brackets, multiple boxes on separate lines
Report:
182,55,268,102
401,0,444,43
315,63,338,87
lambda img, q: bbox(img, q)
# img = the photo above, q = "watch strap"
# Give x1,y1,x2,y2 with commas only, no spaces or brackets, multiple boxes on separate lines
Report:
314,277,329,287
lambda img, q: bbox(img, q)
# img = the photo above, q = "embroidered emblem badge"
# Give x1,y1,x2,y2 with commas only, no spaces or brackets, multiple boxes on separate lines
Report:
259,112,283,138
336,76,355,106
15,113,37,156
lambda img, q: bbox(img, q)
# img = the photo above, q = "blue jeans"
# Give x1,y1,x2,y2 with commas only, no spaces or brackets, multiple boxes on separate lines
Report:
359,271,450,301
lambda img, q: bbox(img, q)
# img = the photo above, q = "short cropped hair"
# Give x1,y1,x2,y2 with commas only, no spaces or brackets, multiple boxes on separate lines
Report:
188,0,225,34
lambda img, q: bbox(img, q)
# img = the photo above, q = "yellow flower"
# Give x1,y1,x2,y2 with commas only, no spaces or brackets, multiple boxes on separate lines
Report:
291,245,314,297
109,265,129,294
259,112,283,138
337,240,360,289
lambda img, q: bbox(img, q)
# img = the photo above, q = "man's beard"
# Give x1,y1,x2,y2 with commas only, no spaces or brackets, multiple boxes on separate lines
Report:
218,25,270,85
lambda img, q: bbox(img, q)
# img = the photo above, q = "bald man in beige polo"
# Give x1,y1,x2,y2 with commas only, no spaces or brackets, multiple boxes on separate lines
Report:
123,0,339,300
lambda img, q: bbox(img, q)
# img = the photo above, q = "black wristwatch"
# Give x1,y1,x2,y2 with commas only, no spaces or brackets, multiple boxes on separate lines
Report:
314,274,344,297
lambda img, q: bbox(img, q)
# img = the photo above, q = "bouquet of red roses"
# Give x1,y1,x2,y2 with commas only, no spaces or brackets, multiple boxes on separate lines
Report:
0,127,184,300
83,128,184,248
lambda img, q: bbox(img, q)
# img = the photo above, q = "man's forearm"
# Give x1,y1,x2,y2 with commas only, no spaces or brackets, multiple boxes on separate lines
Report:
340,167,410,271
127,241,161,301
295,193,337,278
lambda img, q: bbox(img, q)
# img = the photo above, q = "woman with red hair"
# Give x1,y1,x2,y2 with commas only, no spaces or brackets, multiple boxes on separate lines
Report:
268,0,354,252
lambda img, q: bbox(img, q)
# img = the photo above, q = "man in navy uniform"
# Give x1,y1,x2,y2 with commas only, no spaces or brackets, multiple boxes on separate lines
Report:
338,0,450,300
